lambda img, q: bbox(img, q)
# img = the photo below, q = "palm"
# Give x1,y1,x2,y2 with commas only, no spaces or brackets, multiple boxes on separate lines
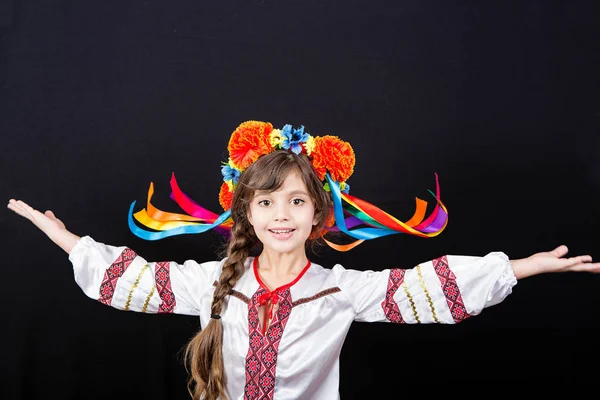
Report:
528,246,599,274
7,199,66,233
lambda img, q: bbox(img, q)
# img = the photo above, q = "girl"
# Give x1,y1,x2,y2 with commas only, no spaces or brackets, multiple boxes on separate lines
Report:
7,120,600,400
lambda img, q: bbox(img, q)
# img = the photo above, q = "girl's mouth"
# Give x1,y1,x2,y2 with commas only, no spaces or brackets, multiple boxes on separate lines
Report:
268,229,295,239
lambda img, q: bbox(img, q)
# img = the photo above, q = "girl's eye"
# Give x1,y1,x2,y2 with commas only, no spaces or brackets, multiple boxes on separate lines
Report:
258,200,271,207
291,198,305,206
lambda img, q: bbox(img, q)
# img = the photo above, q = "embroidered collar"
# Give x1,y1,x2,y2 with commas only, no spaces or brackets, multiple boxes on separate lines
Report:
253,257,311,333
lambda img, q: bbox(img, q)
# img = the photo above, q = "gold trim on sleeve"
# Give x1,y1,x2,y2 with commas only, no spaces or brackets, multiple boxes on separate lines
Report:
401,281,420,323
417,265,439,323
124,264,150,311
142,285,156,313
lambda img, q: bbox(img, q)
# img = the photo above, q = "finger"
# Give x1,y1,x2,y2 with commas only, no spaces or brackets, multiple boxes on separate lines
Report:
45,210,56,219
7,199,21,212
15,200,33,211
570,262,600,273
549,245,569,258
17,200,46,217
7,202,32,220
8,200,33,217
7,199,22,210
13,200,37,219
556,255,593,271
566,255,593,265
17,201,50,224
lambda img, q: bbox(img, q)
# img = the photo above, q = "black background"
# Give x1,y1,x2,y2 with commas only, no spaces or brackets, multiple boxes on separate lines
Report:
2,1,599,399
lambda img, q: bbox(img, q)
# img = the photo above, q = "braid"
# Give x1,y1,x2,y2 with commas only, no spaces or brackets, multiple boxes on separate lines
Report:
184,223,254,400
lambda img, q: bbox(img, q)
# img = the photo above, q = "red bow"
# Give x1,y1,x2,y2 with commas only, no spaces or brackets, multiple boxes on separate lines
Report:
258,290,280,334
258,290,280,306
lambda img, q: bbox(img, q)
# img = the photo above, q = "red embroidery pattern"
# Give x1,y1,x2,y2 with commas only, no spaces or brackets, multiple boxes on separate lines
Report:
230,289,251,304
98,248,137,305
155,262,176,313
212,281,251,304
433,255,470,322
292,287,340,307
381,269,406,323
244,288,292,400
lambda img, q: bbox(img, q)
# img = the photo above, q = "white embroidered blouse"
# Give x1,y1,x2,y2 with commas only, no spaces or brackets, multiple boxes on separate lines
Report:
69,235,518,400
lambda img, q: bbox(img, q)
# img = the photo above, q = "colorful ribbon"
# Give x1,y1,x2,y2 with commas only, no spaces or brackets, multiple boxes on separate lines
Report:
128,172,448,249
324,173,448,248
128,173,233,241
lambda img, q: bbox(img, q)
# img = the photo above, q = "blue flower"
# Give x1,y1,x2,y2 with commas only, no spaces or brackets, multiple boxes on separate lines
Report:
221,162,241,184
280,124,310,155
341,182,350,194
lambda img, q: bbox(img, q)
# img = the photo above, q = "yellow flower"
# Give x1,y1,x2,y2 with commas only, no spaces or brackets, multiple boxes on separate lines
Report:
269,129,283,148
304,135,315,155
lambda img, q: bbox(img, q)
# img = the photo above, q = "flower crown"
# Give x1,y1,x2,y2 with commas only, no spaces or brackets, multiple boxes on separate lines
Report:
218,120,355,211
127,120,449,251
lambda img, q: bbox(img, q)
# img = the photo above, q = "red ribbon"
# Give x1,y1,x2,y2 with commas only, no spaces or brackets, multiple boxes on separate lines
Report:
258,290,281,334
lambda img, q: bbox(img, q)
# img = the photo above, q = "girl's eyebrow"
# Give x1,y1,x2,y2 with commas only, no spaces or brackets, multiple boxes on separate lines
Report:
254,189,309,197
288,190,310,196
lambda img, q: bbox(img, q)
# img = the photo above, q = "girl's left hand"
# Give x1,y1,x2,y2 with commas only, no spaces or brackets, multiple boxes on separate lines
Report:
511,245,600,279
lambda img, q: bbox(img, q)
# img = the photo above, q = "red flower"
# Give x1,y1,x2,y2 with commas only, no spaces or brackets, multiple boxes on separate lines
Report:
311,136,355,182
227,121,274,170
219,182,233,211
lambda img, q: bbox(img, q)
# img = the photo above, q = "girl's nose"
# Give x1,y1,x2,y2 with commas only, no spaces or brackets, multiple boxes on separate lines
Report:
273,204,290,221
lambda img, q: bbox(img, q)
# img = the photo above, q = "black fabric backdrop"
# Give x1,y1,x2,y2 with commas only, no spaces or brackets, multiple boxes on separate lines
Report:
2,1,599,399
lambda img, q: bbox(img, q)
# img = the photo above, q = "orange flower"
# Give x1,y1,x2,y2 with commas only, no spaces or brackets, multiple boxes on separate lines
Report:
227,121,274,170
324,207,335,228
310,208,335,239
219,182,234,211
311,136,355,182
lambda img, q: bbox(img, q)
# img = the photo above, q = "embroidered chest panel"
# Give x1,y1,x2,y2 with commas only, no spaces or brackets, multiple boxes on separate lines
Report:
216,282,341,400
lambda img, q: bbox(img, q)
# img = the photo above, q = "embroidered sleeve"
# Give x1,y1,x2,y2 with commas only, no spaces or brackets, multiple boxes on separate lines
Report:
335,252,517,324
68,236,220,315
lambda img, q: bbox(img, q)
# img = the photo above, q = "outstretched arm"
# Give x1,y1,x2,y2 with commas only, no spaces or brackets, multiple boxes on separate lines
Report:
7,199,80,254
339,244,599,325
511,245,600,279
7,198,222,316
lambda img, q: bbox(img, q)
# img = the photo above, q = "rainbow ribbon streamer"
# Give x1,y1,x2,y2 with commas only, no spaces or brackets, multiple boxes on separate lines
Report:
128,173,233,241
322,173,448,251
128,172,448,250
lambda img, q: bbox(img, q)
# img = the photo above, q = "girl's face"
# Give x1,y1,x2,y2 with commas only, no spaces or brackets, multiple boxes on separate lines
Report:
247,170,318,258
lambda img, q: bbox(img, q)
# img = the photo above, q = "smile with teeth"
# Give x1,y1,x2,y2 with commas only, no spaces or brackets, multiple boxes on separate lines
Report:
269,229,295,234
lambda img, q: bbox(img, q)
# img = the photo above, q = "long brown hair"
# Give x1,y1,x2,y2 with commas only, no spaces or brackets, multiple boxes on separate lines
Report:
184,150,332,400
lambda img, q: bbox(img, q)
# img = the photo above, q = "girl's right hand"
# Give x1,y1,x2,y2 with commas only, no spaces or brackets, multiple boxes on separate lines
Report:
7,199,67,234
7,199,80,253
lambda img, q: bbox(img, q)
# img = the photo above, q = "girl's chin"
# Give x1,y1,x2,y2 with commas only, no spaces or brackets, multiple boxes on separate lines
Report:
263,244,305,255
261,240,307,255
